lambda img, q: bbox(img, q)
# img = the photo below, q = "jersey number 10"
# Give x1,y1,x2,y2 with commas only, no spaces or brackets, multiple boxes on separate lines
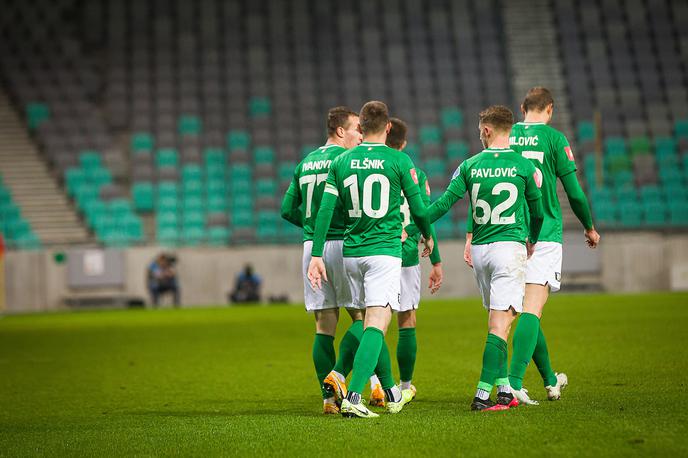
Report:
344,174,390,219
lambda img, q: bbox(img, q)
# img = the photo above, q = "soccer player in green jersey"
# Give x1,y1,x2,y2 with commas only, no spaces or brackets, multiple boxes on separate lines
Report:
280,106,363,414
405,105,545,410
308,101,434,418
464,88,600,405
368,117,444,407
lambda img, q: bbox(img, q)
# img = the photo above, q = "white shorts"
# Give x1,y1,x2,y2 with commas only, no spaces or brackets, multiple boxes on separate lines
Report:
470,241,527,312
526,241,563,293
343,255,402,311
303,240,354,311
399,265,421,312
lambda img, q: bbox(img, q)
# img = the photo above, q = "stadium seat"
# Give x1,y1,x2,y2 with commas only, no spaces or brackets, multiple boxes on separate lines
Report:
643,200,667,227
207,226,230,246
404,143,420,164
629,136,651,156
441,107,463,129
577,121,596,142
419,125,442,146
654,137,677,158
178,115,202,135
254,146,276,164
79,151,102,170
131,132,155,152
604,137,626,155
249,97,272,117
675,119,688,139
619,201,642,227
668,201,688,226
227,130,251,151
132,182,154,212
156,148,179,168
26,102,49,129
446,141,469,162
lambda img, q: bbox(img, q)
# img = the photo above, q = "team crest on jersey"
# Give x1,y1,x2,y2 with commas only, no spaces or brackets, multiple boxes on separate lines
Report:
410,168,419,184
564,146,574,161
452,166,461,180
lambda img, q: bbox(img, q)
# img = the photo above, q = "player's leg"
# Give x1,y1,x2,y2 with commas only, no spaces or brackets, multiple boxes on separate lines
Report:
397,264,421,395
471,242,523,411
341,256,403,418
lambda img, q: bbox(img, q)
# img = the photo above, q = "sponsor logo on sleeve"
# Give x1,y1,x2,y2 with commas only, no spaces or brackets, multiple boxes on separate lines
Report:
425,180,431,195
564,146,574,161
410,168,418,184
533,171,542,188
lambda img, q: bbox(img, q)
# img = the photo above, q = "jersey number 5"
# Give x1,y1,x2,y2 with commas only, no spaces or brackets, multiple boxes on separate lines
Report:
299,173,328,217
471,183,517,225
344,174,390,219
522,150,544,187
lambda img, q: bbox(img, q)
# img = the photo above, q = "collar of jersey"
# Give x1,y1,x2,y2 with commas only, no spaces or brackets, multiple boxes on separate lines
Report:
319,144,342,150
483,147,514,152
359,142,386,146
517,121,545,125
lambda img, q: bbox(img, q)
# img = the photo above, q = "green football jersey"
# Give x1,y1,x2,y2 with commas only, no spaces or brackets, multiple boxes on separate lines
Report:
324,142,424,258
509,122,577,243
450,147,541,245
401,168,431,267
288,144,348,241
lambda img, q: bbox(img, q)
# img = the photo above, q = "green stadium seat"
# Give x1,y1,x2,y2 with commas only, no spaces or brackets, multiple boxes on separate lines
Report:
157,197,179,212
433,218,455,239
132,182,154,212
419,125,442,146
157,226,179,245
74,184,99,209
109,199,132,218
254,146,275,164
182,196,205,213
423,158,446,178
227,130,251,151
278,162,297,182
643,200,667,227
229,178,252,195
206,163,226,181
593,201,617,227
256,179,277,197
182,210,205,228
206,179,227,196
157,211,178,228
14,232,41,250
157,182,179,199
231,194,254,211
659,167,683,187
65,168,87,196
131,132,154,151
7,218,31,239
156,148,179,168
91,168,113,187
654,137,677,158
232,208,254,227
591,187,613,204
249,97,272,117
229,163,252,180
658,153,679,168
610,170,634,188
207,226,230,246
80,151,102,170
674,119,688,139
614,187,637,203
577,121,595,142
26,102,50,129
182,164,203,181
207,195,228,213
619,201,642,227
629,136,651,156
257,210,280,241
640,185,663,205
0,187,11,205
178,115,202,135
100,228,130,248
182,180,203,198
181,226,206,246
404,143,420,164
204,148,226,166
84,200,108,226
122,214,144,242
441,107,463,129
604,137,626,155
668,201,688,226
446,141,469,162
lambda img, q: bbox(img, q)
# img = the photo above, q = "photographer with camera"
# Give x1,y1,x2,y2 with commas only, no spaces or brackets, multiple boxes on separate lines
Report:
147,253,180,307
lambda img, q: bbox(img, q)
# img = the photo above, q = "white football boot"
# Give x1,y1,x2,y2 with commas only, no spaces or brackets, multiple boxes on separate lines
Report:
511,387,539,405
340,399,379,418
546,372,568,400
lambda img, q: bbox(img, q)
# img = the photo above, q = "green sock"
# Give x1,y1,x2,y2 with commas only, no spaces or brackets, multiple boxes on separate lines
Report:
477,333,507,392
533,323,558,387
374,339,395,390
312,333,336,399
332,320,363,377
494,341,509,391
397,327,417,383
508,313,540,390
348,327,384,394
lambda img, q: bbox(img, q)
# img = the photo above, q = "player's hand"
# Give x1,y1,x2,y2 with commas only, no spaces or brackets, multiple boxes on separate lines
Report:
526,241,536,259
401,229,408,243
307,257,327,289
428,262,443,294
463,239,473,268
585,228,600,249
421,236,434,257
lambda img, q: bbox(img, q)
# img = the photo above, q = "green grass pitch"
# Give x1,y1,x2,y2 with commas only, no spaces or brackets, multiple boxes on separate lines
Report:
1,292,687,456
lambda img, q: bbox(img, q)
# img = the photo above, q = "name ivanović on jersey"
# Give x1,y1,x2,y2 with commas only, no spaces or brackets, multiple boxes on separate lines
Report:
301,159,333,172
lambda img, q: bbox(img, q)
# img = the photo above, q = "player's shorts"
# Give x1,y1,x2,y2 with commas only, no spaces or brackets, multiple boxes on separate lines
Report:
525,241,563,293
303,240,355,312
343,255,402,311
399,265,421,312
470,241,527,313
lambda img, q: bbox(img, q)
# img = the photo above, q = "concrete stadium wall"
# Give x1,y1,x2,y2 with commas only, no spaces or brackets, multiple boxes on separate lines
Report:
2,231,687,312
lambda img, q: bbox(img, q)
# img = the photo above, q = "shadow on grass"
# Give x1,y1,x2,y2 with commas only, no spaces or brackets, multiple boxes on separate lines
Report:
127,399,323,419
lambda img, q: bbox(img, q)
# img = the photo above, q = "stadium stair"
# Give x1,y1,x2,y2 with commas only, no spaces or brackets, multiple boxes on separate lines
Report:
502,0,578,230
0,89,90,245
